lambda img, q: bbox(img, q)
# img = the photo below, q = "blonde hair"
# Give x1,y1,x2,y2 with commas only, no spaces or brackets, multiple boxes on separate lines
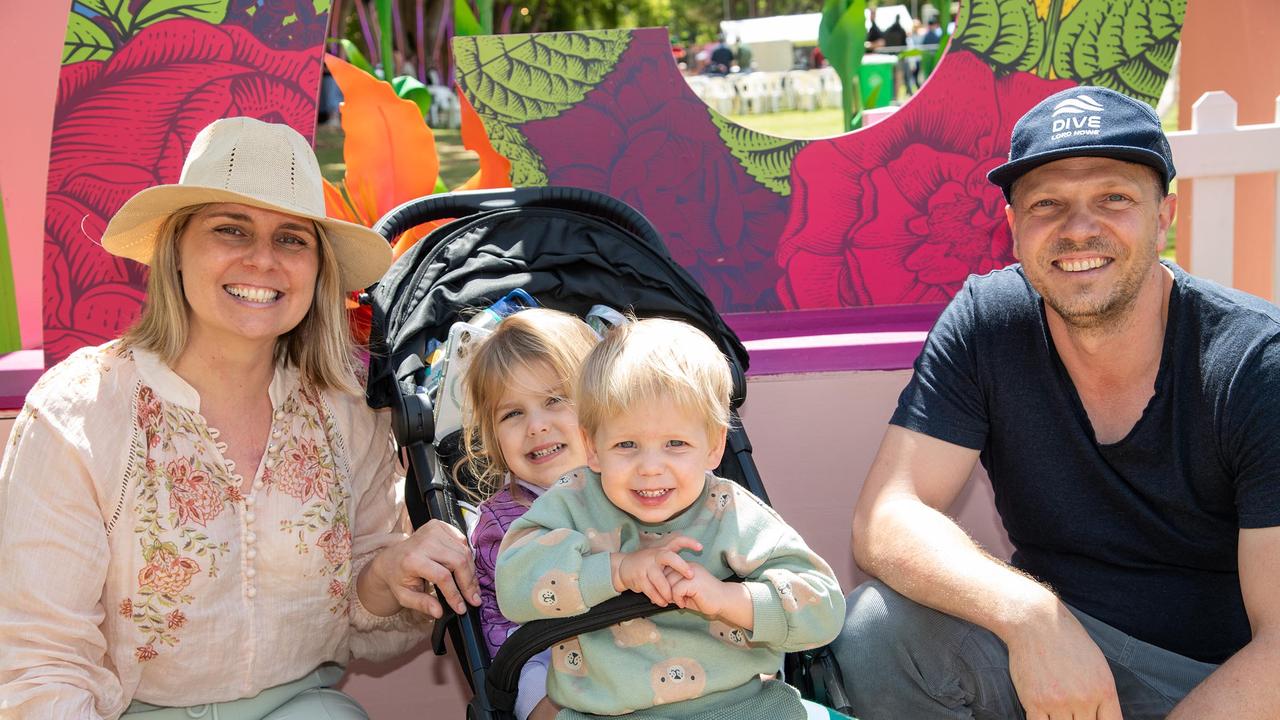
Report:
460,308,598,501
576,318,731,440
120,203,361,395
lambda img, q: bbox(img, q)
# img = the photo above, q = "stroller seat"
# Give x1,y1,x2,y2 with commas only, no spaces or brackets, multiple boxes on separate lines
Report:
364,187,850,719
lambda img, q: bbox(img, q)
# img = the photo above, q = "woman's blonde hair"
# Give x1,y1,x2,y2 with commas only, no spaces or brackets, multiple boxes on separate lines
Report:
460,308,598,501
120,203,361,395
576,318,731,440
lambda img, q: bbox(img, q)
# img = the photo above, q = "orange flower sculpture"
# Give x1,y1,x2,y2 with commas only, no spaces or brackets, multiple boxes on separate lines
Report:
322,54,511,341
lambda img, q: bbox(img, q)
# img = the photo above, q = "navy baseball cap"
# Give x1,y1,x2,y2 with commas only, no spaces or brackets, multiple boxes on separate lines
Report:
987,86,1175,201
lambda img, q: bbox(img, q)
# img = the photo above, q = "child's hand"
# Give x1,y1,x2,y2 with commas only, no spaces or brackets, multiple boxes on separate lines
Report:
667,564,753,628
611,535,703,606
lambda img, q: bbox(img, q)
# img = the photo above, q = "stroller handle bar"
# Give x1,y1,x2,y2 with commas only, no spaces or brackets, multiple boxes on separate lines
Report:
373,187,665,249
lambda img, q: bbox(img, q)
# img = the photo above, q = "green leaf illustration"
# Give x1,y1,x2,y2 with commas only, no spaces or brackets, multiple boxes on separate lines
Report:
1052,0,1186,105
486,121,548,186
78,0,135,38
63,13,115,64
132,0,229,31
710,112,807,196
457,31,631,123
80,0,228,40
951,0,1044,73
455,31,630,187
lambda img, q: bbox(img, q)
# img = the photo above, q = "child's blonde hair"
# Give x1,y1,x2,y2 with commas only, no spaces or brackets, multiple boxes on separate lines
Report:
460,308,598,500
576,318,731,440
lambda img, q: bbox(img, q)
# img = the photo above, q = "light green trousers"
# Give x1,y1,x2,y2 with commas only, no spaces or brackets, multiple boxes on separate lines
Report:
122,664,368,720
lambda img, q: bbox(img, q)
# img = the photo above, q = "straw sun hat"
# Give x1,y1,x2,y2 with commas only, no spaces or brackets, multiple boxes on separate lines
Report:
102,116,392,291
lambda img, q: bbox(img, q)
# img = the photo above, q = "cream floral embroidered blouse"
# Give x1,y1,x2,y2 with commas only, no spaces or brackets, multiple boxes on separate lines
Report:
0,343,430,719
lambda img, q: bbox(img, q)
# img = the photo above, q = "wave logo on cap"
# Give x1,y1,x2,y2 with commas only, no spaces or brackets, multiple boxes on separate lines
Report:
1050,93,1105,140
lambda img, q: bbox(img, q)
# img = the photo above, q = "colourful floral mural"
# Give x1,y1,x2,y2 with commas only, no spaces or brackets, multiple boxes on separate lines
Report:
454,0,1186,312
44,1,330,365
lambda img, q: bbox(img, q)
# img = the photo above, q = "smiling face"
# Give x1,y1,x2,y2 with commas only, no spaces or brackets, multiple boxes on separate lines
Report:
585,396,725,524
176,203,320,355
1007,157,1176,330
493,361,587,488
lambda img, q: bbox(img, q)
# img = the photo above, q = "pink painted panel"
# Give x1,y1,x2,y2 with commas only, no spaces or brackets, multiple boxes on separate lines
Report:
0,2,69,349
41,5,331,366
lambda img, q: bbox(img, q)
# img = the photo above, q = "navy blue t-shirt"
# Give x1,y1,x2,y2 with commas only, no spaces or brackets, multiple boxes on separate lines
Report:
892,262,1280,664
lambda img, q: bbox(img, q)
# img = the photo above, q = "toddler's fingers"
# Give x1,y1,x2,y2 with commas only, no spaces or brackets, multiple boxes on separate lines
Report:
662,535,704,554
657,551,694,580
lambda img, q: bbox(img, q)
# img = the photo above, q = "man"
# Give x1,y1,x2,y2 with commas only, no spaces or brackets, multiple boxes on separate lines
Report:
834,85,1280,719
922,16,942,45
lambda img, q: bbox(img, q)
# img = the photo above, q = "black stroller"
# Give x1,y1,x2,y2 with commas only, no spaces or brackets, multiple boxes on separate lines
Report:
364,187,850,719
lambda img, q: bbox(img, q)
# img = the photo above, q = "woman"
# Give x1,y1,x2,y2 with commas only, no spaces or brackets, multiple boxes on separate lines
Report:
0,117,480,718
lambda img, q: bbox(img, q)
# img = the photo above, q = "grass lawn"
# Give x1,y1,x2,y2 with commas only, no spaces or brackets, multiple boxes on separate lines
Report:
726,108,846,138
313,123,479,191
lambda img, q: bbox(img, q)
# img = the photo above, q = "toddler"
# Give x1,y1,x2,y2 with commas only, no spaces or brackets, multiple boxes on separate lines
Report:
462,308,598,720
496,318,845,719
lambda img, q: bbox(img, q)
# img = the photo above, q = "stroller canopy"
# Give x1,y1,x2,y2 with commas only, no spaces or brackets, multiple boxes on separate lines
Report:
365,187,749,411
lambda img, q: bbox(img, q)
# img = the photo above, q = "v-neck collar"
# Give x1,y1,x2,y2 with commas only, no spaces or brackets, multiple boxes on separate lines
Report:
1037,262,1182,448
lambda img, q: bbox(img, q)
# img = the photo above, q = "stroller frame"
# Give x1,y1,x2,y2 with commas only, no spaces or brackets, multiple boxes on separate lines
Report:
367,187,850,719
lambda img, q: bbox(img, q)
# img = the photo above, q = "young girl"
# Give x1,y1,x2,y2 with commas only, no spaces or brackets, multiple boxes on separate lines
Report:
461,308,599,720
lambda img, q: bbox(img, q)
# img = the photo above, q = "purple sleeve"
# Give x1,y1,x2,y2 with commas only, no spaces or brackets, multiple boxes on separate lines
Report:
473,490,532,658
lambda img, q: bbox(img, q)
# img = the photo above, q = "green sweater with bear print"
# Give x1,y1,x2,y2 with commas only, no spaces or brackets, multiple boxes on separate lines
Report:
495,468,845,719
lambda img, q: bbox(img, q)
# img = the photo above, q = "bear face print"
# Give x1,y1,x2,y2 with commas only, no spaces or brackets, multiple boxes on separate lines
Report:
585,527,621,554
610,617,661,647
637,529,671,548
762,569,822,612
552,468,588,490
650,657,707,705
704,485,734,516
708,620,749,649
531,569,586,616
551,636,588,677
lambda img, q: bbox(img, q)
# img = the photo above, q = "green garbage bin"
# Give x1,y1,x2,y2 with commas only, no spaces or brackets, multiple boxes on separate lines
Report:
859,54,896,108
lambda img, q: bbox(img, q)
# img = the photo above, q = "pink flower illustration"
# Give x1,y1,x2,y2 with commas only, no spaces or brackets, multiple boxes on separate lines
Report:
44,19,321,364
273,439,333,503
167,458,225,527
316,523,352,566
520,30,790,311
138,545,201,596
776,51,1074,308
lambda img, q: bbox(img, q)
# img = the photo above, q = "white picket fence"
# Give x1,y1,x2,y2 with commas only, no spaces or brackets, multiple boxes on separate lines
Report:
1167,92,1280,299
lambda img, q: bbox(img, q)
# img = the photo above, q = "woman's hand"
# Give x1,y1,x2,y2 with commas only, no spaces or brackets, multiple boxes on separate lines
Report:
358,520,482,618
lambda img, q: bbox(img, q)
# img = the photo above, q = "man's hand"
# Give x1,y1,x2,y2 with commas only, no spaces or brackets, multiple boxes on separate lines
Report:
611,535,703,606
1004,596,1122,720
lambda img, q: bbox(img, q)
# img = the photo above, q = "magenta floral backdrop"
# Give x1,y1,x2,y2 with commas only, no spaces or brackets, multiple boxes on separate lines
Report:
44,1,329,364
455,0,1186,314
